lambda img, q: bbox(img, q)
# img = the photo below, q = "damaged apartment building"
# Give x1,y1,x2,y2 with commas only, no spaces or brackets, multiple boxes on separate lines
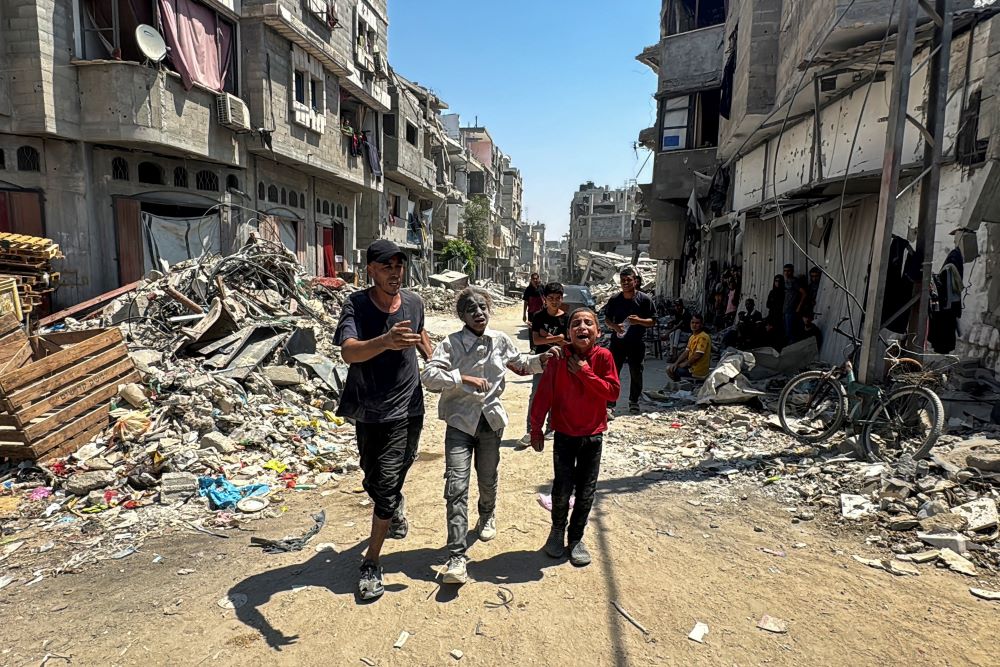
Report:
0,1,522,311
639,0,1000,372
567,181,647,282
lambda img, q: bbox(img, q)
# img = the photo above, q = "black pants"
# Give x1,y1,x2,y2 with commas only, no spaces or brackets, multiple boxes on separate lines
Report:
356,415,423,521
609,338,644,406
551,432,603,543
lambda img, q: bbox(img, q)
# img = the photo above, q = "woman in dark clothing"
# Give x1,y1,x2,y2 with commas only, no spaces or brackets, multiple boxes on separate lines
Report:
765,275,784,326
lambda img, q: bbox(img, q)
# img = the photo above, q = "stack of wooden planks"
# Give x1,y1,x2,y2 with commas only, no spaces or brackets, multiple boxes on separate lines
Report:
0,312,139,461
0,232,63,317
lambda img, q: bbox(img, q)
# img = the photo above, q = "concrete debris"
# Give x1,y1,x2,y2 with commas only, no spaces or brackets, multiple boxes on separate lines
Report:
969,588,1000,601
895,550,940,563
687,622,709,643
951,498,998,532
756,615,788,633
393,631,411,649
853,555,920,576
841,494,877,520
64,470,116,496
938,548,977,576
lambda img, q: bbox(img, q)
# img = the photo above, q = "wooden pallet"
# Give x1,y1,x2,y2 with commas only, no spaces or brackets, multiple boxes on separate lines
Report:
0,313,138,461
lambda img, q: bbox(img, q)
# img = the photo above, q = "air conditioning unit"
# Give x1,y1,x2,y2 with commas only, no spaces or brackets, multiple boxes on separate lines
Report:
217,93,251,132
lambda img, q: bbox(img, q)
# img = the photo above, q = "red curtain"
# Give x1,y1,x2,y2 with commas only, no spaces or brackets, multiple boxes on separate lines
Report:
158,0,232,91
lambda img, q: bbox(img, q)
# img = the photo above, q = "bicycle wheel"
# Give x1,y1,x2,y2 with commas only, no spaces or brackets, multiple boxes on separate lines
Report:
778,371,848,443
862,385,944,461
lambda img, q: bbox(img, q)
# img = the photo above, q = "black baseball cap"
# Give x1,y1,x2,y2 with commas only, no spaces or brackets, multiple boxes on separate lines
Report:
366,239,405,265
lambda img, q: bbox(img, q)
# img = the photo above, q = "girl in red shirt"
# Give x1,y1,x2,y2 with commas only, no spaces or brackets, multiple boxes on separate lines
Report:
529,308,620,566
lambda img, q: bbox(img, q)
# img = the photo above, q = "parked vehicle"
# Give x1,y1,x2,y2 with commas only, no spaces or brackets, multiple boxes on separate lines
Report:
561,284,597,314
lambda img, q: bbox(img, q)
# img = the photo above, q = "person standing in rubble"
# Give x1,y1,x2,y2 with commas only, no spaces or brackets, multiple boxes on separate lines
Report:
604,266,655,416
335,240,433,602
782,264,807,340
522,273,544,325
422,287,557,584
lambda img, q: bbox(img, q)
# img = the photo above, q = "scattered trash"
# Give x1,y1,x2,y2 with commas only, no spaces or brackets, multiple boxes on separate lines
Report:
217,593,248,609
176,568,195,575
250,510,326,553
688,622,709,643
393,631,411,649
611,600,650,635
757,615,788,634
536,493,574,512
841,494,876,520
314,542,337,553
449,649,464,660
236,496,270,513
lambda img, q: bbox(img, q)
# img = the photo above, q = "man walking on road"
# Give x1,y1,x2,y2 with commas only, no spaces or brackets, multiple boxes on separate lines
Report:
604,266,655,415
522,273,544,325
335,240,432,601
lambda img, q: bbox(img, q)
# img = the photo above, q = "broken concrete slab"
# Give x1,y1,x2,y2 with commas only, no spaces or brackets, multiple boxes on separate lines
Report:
64,470,116,495
920,512,969,533
841,494,876,520
970,588,1000,601
951,498,999,532
938,548,977,576
200,431,236,454
917,531,976,555
160,472,199,504
896,550,940,563
264,365,307,387
757,615,788,633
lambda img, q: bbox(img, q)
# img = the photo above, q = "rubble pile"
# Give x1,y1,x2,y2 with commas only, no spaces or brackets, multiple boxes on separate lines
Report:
605,399,1000,577
411,280,516,313
0,239,365,581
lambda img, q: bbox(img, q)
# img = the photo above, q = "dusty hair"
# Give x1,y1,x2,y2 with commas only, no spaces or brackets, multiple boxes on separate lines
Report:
455,286,493,318
567,307,598,327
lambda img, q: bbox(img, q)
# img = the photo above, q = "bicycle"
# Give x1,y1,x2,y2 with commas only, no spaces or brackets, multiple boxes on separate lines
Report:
777,319,947,462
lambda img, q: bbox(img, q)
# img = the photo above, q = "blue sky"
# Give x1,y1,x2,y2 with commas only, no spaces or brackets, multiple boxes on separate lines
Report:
387,0,660,240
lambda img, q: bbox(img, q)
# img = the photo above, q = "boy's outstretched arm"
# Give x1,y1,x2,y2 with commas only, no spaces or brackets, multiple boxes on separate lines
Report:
420,337,461,392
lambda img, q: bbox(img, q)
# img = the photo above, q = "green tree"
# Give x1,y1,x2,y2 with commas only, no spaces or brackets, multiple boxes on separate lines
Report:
462,195,490,261
439,239,477,278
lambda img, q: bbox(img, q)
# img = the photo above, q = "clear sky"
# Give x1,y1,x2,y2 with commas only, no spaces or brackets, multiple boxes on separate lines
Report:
387,0,660,241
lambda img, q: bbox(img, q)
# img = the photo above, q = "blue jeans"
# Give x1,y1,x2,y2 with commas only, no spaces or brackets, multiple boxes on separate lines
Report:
444,416,502,556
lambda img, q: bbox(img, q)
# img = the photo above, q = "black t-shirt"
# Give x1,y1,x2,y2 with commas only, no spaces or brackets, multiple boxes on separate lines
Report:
334,289,425,423
605,291,655,346
531,309,568,353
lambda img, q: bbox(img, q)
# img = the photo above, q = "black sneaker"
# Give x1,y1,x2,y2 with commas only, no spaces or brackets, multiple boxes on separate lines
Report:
358,559,384,600
568,540,592,566
544,527,566,558
629,403,640,415
388,498,408,539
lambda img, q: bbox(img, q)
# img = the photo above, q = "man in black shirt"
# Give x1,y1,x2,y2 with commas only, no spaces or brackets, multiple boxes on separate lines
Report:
521,282,568,445
604,266,655,415
522,273,544,324
335,240,432,601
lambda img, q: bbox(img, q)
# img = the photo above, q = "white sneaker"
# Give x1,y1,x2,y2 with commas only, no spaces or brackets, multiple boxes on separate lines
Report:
442,555,468,584
477,514,497,541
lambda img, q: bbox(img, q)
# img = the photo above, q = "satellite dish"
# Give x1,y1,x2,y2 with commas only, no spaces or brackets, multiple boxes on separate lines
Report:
135,24,167,63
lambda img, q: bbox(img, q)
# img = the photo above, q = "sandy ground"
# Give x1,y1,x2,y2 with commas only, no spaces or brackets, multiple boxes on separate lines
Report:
2,307,998,667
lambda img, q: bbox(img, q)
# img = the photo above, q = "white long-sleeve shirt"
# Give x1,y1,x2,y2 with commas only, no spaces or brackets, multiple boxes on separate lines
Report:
421,327,545,436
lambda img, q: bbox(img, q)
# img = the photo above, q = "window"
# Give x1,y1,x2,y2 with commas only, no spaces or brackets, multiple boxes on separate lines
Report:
111,157,129,180
227,175,240,191
405,122,418,147
176,167,190,188
138,162,164,185
18,146,41,173
259,182,267,200
294,71,307,105
957,90,987,166
664,0,726,36
196,170,219,191
300,192,306,208
316,198,322,212
661,97,690,151
280,188,287,205
289,191,298,208
389,194,401,219
384,114,397,138
268,185,279,202
0,150,5,170
290,45,327,133
322,201,330,215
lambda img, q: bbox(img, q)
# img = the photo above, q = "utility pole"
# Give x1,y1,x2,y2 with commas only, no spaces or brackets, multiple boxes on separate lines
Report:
859,0,953,382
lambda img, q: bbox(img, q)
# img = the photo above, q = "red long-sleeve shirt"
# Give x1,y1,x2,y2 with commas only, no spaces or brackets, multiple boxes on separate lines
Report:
530,346,620,438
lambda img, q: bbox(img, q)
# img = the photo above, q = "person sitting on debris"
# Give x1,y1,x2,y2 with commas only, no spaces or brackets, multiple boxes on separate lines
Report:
521,281,568,446
422,287,558,584
667,313,711,381
335,240,433,602
605,266,656,416
798,310,823,351
722,298,763,350
664,299,692,360
522,273,544,325
530,307,620,567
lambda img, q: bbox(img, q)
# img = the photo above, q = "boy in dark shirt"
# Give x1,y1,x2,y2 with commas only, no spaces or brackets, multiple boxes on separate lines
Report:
604,267,655,415
521,282,568,445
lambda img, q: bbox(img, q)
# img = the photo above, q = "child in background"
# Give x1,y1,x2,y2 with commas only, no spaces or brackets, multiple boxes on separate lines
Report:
530,308,620,566
422,287,557,584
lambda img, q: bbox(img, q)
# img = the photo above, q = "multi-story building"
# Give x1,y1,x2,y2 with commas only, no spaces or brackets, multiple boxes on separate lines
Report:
567,182,645,280
518,223,545,277
358,70,445,283
645,0,1000,370
544,239,563,282
0,0,391,308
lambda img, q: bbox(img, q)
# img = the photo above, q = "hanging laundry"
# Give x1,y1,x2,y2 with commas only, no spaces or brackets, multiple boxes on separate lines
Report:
362,131,383,177
928,247,964,354
882,235,916,335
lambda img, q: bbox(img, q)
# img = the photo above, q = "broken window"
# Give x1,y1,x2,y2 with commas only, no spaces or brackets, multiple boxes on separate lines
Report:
405,122,418,147
290,45,326,133
957,89,987,166
138,162,164,185
660,89,721,151
226,175,239,191
665,0,726,35
384,114,397,138
196,170,218,192
176,167,190,188
294,71,307,105
111,156,129,180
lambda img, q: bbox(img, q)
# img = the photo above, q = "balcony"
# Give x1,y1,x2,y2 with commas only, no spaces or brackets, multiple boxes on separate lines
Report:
653,147,718,200
658,23,725,96
75,62,242,167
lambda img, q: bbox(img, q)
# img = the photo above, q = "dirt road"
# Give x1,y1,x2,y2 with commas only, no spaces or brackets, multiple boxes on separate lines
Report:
2,307,997,666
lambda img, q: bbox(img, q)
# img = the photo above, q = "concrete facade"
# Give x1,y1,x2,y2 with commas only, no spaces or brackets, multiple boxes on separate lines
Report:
567,182,644,281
